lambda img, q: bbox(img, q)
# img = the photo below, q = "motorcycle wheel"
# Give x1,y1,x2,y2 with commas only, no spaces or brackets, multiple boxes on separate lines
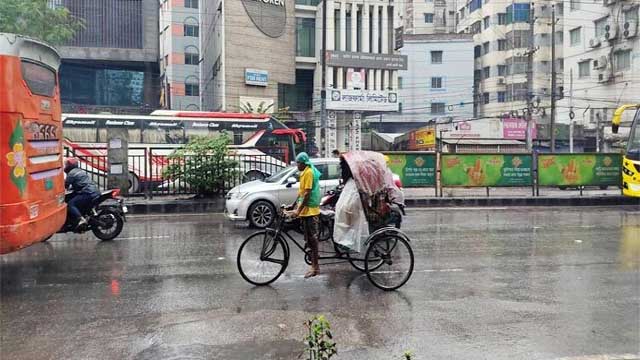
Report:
92,209,124,241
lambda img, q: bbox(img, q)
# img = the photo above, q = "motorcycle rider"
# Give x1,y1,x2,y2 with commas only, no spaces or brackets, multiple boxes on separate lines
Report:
64,158,101,229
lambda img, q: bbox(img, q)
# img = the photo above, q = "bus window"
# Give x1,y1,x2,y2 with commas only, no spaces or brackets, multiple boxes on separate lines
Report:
21,60,56,97
142,128,185,144
64,127,98,143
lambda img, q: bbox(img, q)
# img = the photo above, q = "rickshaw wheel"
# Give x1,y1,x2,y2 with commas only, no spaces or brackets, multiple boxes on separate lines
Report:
237,230,290,286
365,234,414,291
346,250,385,272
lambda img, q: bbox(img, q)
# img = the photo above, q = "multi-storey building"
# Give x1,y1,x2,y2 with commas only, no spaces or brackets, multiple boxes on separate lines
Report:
159,0,201,110
557,0,639,149
51,0,159,114
402,0,457,35
455,0,563,128
377,33,475,132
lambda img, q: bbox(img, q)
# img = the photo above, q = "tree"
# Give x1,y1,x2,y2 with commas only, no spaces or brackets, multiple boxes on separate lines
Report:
0,0,84,46
163,134,238,197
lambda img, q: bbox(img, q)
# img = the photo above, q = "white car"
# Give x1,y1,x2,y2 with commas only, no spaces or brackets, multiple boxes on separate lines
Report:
225,158,341,228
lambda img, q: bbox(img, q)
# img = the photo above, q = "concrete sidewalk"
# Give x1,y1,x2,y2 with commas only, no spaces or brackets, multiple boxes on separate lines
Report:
124,188,639,215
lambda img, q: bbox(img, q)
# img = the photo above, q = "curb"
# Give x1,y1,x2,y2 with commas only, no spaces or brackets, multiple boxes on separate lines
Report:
126,196,639,215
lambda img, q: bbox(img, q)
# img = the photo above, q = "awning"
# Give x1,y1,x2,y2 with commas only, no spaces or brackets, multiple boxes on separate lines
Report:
442,139,525,146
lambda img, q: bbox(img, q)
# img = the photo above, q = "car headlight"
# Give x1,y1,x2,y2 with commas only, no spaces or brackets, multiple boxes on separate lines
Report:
227,192,248,200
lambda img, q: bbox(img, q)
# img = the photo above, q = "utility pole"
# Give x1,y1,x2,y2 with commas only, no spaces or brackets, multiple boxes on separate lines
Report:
569,68,574,153
550,4,557,152
525,3,536,152
320,0,328,156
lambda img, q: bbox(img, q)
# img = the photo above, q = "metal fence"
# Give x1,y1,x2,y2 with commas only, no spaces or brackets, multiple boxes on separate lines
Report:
64,147,287,197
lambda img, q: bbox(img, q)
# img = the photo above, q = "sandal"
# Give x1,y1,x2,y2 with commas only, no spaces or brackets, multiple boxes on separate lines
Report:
304,268,319,278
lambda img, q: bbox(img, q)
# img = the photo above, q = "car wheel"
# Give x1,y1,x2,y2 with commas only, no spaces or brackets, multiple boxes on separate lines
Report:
248,200,276,228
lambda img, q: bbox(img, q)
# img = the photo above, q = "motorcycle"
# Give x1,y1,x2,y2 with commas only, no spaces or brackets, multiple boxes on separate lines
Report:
54,189,128,241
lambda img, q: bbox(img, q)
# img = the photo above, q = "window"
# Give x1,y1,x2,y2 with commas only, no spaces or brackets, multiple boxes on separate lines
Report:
483,92,490,104
431,102,445,114
483,16,490,29
431,50,443,64
398,77,403,89
185,0,198,8
498,65,507,76
506,83,528,101
483,41,490,55
185,83,199,96
424,13,434,23
497,91,506,103
506,3,530,24
615,50,632,71
570,27,581,46
296,18,316,57
625,8,639,23
498,39,506,51
507,30,530,49
471,21,482,34
483,66,490,79
184,48,199,65
21,61,56,97
469,0,482,13
507,56,527,75
431,77,443,89
184,24,199,37
474,45,482,59
498,13,506,25
570,0,579,11
578,61,590,78
595,17,608,38
555,31,564,45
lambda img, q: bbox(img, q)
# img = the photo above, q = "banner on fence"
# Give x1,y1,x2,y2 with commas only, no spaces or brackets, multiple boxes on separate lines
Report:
441,154,533,187
537,153,621,186
386,153,436,187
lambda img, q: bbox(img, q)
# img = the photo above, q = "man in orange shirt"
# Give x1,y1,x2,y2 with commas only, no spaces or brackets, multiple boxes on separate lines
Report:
289,152,321,278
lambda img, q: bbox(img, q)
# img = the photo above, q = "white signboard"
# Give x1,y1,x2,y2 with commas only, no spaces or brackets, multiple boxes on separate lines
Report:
325,111,337,156
350,112,362,151
441,119,502,139
326,89,399,112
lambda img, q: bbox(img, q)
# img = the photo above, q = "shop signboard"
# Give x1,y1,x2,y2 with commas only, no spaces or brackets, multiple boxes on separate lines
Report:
386,153,436,187
326,89,398,112
537,153,622,186
441,154,533,187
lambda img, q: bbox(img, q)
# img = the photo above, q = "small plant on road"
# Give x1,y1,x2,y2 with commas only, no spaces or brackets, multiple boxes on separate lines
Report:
164,134,238,196
401,350,415,359
302,315,337,360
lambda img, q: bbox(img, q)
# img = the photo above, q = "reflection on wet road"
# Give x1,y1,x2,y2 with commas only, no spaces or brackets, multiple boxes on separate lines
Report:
1,207,639,359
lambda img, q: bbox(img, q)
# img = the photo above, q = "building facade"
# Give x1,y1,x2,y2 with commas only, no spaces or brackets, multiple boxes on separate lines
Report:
402,0,457,35
377,33,474,131
159,0,201,110
556,0,639,148
52,0,159,114
455,0,564,128
200,0,297,113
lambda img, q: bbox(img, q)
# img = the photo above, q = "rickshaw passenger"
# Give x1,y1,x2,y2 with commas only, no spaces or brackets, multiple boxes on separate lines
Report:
333,157,368,252
287,152,322,278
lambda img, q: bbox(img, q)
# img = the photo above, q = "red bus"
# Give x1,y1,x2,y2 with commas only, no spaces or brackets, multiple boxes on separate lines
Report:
0,34,66,254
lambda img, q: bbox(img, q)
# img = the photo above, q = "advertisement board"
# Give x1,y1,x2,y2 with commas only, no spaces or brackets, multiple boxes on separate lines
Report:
502,118,536,140
537,153,621,186
385,153,436,187
245,69,268,86
326,89,398,112
326,51,408,70
409,127,435,150
441,154,533,187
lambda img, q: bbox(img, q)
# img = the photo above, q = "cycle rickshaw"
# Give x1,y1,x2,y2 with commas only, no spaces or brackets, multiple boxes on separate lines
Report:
236,151,414,291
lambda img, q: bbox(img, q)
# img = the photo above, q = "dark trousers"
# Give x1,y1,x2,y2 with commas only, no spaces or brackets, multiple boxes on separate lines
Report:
302,215,320,268
67,193,94,224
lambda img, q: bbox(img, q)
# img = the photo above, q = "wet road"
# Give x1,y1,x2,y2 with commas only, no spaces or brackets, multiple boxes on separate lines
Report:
1,207,639,360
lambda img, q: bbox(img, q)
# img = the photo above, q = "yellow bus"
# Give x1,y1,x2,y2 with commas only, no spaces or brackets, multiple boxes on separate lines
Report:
612,104,640,197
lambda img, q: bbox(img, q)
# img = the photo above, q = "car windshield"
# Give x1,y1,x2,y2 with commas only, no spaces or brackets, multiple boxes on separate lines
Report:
264,166,295,183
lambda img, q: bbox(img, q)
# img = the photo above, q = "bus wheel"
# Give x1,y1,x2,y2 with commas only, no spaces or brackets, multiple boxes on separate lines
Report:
128,172,140,193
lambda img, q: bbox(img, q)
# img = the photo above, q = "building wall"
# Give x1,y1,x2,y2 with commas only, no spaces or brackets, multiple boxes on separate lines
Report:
159,0,200,110
455,0,563,125
404,0,457,35
58,0,158,62
557,2,640,133
381,34,475,124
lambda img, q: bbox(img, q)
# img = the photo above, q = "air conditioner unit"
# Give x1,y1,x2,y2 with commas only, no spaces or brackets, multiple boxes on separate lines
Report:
589,38,602,48
623,20,638,38
597,70,613,83
497,77,505,85
593,55,608,70
604,22,619,40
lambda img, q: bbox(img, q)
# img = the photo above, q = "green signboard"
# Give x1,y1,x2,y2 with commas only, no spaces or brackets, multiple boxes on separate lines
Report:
441,154,533,187
537,153,621,186
386,153,436,187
